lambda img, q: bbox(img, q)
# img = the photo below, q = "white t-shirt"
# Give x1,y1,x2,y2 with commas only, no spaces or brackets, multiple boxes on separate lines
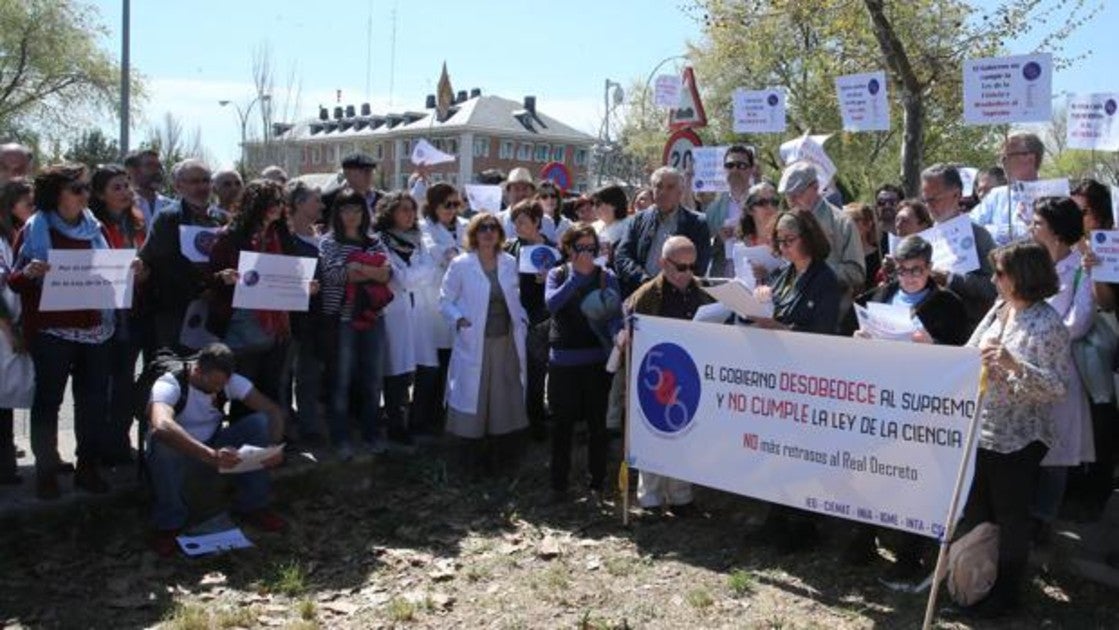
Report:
150,372,254,441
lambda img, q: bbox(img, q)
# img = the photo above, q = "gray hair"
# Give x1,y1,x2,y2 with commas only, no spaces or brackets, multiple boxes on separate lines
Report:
0,143,32,160
261,165,288,183
920,163,963,192
171,158,210,182
895,235,933,264
661,234,695,260
1006,132,1045,167
650,166,683,189
286,179,318,208
748,180,776,197
212,169,241,184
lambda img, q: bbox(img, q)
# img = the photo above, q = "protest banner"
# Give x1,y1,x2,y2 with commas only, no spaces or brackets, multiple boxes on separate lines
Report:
179,225,220,263
1089,230,1119,283
626,315,981,539
654,75,681,108
410,138,456,166
1066,93,1119,151
835,71,890,132
963,53,1052,125
464,184,503,213
732,88,787,134
232,252,317,312
691,146,730,193
40,249,136,311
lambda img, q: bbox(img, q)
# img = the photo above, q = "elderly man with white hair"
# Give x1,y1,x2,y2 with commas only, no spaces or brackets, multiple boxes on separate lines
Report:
212,169,243,221
614,167,712,297
260,165,288,184
0,142,33,185
617,235,714,515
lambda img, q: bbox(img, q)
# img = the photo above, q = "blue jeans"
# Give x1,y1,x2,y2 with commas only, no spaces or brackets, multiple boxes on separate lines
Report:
145,412,272,530
281,328,324,438
30,332,110,473
329,318,385,446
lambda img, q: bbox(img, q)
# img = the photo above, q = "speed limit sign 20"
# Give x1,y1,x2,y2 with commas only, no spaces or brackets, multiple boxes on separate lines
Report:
662,128,703,171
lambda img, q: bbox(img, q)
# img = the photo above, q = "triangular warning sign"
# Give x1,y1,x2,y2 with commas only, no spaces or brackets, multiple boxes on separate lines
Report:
668,66,707,130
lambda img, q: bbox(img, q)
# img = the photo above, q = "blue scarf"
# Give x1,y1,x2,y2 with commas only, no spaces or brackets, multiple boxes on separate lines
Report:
16,208,109,267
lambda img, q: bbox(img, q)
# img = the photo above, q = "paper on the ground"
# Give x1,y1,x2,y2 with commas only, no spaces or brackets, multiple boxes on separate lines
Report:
654,75,681,108
518,244,560,273
963,53,1052,125
464,184,503,213
177,528,254,556
959,167,979,198
410,138,456,166
691,146,730,193
1067,94,1119,151
219,443,285,474
179,225,221,263
702,279,774,320
733,88,787,134
179,298,219,350
835,71,889,132
232,252,318,311
693,302,733,324
40,248,136,311
855,302,919,342
1089,230,1119,283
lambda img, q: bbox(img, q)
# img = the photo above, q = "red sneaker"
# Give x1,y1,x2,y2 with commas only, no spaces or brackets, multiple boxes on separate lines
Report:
239,509,286,533
150,529,181,558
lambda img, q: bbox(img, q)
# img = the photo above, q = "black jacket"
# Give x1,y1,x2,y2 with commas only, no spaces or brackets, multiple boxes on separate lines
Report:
613,206,711,298
769,259,842,335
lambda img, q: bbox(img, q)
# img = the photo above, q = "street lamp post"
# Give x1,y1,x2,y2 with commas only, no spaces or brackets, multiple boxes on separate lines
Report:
219,93,271,176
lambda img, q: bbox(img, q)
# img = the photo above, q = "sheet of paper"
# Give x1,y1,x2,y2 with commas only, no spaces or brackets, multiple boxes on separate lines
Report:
835,71,889,132
958,167,979,198
40,248,136,311
779,133,836,188
928,214,981,275
733,88,787,134
701,279,774,320
178,298,219,350
518,244,561,273
220,443,285,474
464,184,503,213
963,53,1052,125
732,242,785,285
1089,230,1119,283
693,302,733,324
232,252,317,312
177,528,254,556
654,75,681,108
1010,178,1070,224
691,146,730,193
410,138,456,166
179,225,221,263
1067,93,1119,151
855,303,918,342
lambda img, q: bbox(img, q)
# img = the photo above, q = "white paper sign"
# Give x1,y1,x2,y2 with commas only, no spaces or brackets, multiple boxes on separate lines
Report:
855,302,919,342
628,315,982,539
1089,230,1119,283
220,443,285,474
232,252,317,312
928,214,981,275
780,133,836,188
732,242,785,287
835,71,890,132
654,75,682,108
701,279,774,320
1112,186,1119,228
963,53,1052,125
177,528,254,556
691,146,730,193
1010,178,1070,224
410,138,456,166
733,88,787,134
958,167,979,198
179,298,219,350
179,226,221,263
1066,94,1119,151
517,244,561,273
40,249,136,311
464,184,503,213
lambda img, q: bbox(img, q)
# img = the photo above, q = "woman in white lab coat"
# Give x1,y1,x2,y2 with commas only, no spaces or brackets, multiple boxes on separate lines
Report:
416,184,468,435
440,213,528,474
375,192,439,450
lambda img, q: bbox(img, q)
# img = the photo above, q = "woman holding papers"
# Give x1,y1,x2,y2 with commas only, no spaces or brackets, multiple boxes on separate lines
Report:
8,164,116,499
90,164,149,465
956,241,1068,618
207,180,294,420
751,211,841,335
441,213,529,476
0,178,32,484
1027,197,1094,537
375,192,438,451
417,183,468,436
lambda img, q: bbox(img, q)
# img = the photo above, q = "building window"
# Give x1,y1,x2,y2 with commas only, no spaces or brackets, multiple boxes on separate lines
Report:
402,139,412,154
517,143,532,161
446,139,458,154
534,143,550,162
551,145,566,162
375,143,384,160
311,146,321,165
499,140,514,160
449,173,458,185
574,148,588,166
473,137,490,158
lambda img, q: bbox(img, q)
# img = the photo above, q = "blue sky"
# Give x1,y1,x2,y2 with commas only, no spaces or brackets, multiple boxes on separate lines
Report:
87,0,1118,169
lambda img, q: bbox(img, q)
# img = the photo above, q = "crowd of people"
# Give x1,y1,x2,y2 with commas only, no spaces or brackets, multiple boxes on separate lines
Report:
0,132,1116,617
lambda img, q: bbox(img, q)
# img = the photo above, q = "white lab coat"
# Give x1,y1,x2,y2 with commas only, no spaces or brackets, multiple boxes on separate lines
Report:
382,234,440,376
1042,250,1095,466
439,251,528,415
420,217,468,349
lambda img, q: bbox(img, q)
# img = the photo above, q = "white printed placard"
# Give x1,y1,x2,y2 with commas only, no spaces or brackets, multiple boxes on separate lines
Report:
1089,230,1119,283
178,298,219,350
179,225,221,263
732,241,785,286
1066,93,1119,151
410,138,456,166
464,184,503,213
627,315,981,538
40,248,136,311
963,53,1052,125
1010,178,1070,224
654,75,682,108
779,133,836,188
835,71,890,132
928,214,981,275
691,146,730,193
517,244,561,274
959,167,979,198
733,88,787,134
232,252,317,312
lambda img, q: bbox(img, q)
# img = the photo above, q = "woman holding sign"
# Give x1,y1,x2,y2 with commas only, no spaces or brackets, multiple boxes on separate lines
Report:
9,164,116,499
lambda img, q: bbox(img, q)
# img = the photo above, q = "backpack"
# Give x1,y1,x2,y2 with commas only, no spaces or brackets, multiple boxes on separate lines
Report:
133,349,228,424
946,522,999,606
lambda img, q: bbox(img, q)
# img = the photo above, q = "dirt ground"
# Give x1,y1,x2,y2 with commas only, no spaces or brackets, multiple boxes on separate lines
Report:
1,440,1115,629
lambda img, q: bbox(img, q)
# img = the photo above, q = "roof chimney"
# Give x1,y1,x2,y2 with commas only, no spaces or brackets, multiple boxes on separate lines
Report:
456,90,467,104
360,102,371,116
524,96,536,116
333,106,344,120
425,94,436,109
318,106,329,121
470,88,481,98
345,104,356,118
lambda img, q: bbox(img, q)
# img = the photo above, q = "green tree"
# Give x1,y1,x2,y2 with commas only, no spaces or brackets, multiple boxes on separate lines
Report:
0,0,143,138
64,128,120,168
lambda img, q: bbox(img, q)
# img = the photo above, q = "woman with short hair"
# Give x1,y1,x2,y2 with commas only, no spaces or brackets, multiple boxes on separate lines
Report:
590,185,629,263
753,210,842,335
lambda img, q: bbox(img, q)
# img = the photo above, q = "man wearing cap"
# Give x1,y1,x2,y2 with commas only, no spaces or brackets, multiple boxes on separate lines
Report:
778,161,865,299
497,167,557,240
703,145,757,277
971,132,1044,246
341,152,383,219
614,166,711,298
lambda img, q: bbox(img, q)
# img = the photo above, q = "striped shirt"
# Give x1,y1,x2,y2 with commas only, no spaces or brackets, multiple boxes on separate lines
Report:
319,232,388,320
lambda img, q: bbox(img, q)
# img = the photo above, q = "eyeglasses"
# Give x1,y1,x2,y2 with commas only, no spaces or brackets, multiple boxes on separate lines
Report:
775,235,800,248
443,200,463,210
665,259,696,273
477,223,500,233
751,199,780,208
876,197,899,206
537,193,557,200
896,264,927,277
724,161,753,170
183,176,212,185
998,151,1032,163
573,244,597,254
67,182,91,195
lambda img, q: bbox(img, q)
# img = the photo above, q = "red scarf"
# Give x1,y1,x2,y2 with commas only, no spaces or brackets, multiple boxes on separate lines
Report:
250,225,290,339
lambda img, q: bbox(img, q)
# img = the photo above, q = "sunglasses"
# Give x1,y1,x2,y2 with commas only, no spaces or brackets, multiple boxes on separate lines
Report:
67,182,91,195
477,223,500,233
775,235,800,248
537,193,557,200
896,264,927,277
665,259,696,273
876,197,899,206
573,244,597,254
724,161,753,170
443,200,463,210
751,199,779,208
